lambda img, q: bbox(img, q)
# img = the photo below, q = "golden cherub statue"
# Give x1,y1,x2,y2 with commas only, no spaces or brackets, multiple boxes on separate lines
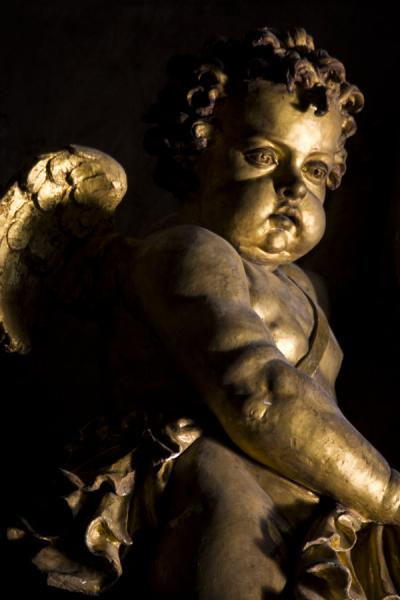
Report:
3,26,399,599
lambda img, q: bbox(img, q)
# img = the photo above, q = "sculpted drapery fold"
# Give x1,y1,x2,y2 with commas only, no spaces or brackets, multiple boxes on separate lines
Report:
3,25,399,599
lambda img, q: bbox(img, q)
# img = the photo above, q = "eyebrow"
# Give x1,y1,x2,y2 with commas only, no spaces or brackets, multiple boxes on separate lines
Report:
244,129,277,143
243,132,335,161
243,133,282,151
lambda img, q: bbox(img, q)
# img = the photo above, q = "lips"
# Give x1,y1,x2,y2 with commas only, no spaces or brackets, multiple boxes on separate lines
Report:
268,208,301,232
277,206,301,225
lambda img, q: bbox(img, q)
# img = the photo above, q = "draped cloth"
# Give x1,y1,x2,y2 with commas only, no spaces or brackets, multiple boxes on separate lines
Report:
7,282,400,598
11,418,399,598
292,286,400,599
8,414,203,595
295,506,400,599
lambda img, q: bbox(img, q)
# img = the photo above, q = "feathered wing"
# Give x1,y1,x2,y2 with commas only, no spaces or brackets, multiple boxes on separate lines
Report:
3,146,193,595
2,146,137,595
0,144,127,354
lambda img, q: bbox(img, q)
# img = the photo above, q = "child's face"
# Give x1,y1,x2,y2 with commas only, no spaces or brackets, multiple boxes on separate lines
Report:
188,80,343,267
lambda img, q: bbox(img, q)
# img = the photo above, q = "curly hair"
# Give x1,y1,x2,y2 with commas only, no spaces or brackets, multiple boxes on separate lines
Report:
143,27,364,200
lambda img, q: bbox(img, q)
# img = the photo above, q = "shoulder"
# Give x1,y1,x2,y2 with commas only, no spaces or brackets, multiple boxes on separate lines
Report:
129,225,252,319
135,225,247,286
138,224,241,261
280,263,318,302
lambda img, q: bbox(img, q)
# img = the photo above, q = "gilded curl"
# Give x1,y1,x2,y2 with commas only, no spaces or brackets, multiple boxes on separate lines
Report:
143,26,364,199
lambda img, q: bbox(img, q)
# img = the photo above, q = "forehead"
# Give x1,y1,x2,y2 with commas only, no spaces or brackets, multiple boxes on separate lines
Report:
217,80,343,157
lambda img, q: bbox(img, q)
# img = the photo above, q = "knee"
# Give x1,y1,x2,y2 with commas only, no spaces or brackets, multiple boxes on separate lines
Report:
151,436,290,599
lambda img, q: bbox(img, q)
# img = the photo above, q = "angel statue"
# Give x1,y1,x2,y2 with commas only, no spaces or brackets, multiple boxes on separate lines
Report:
3,26,400,599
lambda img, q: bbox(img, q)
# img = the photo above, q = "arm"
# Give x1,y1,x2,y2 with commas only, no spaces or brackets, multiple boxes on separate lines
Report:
130,224,400,525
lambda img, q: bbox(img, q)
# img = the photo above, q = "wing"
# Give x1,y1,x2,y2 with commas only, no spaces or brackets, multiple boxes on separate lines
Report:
0,145,128,353
2,146,142,594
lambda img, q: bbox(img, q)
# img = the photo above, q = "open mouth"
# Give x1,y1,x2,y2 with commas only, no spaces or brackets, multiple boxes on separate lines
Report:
277,207,301,225
269,209,300,232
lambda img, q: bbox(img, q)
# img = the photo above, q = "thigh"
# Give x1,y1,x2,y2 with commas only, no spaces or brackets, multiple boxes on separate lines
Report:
148,436,291,599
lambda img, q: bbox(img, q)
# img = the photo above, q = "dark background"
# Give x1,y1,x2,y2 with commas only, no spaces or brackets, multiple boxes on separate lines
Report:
1,0,399,597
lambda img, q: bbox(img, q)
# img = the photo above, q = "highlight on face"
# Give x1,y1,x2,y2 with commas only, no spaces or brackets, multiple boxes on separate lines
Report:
186,80,344,265
143,26,364,201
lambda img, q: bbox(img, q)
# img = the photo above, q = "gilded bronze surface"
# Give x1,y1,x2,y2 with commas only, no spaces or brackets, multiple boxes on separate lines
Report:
3,26,399,599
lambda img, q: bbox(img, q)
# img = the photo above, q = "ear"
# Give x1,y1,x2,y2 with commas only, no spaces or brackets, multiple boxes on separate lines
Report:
327,149,347,190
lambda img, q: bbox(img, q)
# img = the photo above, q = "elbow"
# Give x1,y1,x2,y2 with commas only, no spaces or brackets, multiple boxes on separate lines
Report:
215,358,299,433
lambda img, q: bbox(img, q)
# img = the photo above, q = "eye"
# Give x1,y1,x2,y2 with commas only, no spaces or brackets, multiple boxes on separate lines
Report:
244,147,278,170
302,161,329,183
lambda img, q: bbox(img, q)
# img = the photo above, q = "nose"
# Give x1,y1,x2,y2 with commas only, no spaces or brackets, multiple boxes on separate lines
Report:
275,178,307,203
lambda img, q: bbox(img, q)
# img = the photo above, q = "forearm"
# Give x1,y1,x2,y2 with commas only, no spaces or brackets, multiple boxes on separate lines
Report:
211,359,400,524
132,227,400,524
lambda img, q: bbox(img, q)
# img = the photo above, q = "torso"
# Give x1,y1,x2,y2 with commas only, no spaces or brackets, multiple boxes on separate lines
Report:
238,257,343,524
112,229,344,531
242,258,343,397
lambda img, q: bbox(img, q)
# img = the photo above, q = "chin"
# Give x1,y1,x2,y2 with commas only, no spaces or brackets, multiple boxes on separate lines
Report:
235,243,291,266
237,236,319,266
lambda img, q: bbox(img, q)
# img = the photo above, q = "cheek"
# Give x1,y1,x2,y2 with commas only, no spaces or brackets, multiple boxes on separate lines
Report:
302,198,326,243
236,177,275,211
231,180,275,228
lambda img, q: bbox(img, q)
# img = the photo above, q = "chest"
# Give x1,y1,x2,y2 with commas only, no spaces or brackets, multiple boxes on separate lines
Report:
243,262,314,366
